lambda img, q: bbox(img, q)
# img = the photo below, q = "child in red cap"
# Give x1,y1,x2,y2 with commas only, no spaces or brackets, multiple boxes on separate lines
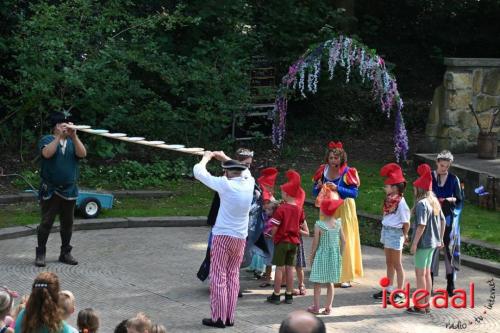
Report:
307,195,345,315
407,164,445,315
267,170,307,305
372,163,411,303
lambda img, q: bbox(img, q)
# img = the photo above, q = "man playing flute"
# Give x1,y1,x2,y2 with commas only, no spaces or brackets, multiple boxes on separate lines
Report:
35,111,86,267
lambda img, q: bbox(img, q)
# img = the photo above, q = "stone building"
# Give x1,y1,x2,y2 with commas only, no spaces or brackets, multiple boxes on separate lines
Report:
423,58,500,153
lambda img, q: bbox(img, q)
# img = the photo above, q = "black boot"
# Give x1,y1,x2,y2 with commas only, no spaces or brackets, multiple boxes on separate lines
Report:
446,274,455,297
59,245,78,265
35,247,46,267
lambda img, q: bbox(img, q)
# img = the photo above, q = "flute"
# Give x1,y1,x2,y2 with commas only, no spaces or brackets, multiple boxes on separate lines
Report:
66,124,205,156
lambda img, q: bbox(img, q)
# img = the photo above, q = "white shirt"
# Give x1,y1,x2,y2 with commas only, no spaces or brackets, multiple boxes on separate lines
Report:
382,197,411,228
193,163,255,239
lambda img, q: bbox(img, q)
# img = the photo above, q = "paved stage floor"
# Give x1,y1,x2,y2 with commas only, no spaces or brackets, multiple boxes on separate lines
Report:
1,227,498,332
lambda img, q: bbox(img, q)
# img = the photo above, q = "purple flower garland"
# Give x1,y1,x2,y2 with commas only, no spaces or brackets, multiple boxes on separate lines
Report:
272,35,409,161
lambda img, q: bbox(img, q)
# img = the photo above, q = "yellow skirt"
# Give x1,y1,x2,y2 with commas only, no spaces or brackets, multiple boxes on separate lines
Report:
339,198,363,281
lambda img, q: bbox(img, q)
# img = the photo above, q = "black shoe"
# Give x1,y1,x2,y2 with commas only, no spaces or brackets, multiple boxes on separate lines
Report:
59,247,78,265
225,320,234,327
238,290,243,298
202,318,225,328
373,290,388,299
446,274,455,297
285,292,293,304
35,247,46,267
267,292,281,305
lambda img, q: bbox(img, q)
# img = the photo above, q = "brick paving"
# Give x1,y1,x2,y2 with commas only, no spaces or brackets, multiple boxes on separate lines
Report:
0,226,498,332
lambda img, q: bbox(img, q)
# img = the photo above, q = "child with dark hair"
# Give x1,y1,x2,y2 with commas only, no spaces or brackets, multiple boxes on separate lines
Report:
373,163,411,304
76,308,99,333
113,320,128,333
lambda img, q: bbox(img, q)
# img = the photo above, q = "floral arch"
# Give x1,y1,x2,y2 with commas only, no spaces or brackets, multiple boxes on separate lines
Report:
272,35,409,161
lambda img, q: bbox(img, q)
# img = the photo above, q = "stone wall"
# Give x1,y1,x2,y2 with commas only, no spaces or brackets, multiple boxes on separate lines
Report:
424,58,500,153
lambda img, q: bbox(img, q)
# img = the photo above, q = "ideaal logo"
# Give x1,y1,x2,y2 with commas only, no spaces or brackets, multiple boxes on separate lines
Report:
379,277,496,330
379,276,474,309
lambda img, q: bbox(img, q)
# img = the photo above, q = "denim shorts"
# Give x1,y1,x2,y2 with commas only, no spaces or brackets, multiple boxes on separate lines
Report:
380,225,404,250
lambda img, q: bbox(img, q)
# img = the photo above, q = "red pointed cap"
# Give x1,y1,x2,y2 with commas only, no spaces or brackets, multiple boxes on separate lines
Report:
380,163,406,185
258,167,278,202
320,197,344,216
413,164,432,191
281,170,305,208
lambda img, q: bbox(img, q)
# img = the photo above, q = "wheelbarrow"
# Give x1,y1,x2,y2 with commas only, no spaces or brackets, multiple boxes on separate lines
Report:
0,167,113,218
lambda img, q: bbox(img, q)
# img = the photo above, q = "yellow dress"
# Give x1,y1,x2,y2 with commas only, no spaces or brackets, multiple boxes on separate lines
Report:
314,164,363,282
338,198,363,281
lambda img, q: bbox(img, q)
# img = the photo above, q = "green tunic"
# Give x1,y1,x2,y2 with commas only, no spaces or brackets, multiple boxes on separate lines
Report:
38,135,80,200
309,220,342,283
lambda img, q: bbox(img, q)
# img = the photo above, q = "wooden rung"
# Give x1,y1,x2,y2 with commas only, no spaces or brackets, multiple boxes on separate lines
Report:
251,103,275,108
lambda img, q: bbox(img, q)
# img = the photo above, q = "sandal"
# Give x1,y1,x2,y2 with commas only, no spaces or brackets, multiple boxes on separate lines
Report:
292,284,307,296
307,305,320,315
259,282,271,288
321,307,331,315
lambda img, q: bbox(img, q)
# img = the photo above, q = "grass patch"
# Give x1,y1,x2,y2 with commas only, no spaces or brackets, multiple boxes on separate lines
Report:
2,160,499,248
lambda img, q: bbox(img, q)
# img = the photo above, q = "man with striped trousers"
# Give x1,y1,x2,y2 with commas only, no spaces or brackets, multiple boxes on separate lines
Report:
193,151,255,328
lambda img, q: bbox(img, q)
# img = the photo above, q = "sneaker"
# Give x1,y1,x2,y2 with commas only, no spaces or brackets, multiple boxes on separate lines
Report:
202,318,225,328
267,292,281,305
406,306,426,315
285,292,293,304
372,290,387,299
393,293,406,304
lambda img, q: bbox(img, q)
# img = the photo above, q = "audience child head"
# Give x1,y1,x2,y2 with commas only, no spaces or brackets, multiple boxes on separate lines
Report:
0,287,16,333
126,312,152,333
77,308,99,333
279,310,326,333
58,290,76,320
113,319,128,333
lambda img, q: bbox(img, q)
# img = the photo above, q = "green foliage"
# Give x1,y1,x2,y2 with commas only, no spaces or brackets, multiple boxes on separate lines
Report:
12,158,192,190
0,0,252,158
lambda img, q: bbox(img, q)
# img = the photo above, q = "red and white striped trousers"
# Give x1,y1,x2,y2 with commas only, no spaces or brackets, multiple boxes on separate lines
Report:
210,234,246,323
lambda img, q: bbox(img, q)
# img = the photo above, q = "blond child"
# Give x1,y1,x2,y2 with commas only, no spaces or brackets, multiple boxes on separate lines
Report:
59,290,78,333
407,164,445,315
126,312,152,333
0,288,15,333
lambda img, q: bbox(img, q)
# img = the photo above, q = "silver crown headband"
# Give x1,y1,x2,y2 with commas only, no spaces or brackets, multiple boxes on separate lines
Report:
437,150,454,162
237,150,254,157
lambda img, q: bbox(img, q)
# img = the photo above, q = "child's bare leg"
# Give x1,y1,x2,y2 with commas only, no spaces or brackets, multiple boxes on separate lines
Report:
415,268,426,307
313,283,321,309
296,266,304,286
325,283,334,310
385,248,395,290
264,265,272,282
392,250,405,289
424,268,432,305
273,266,284,294
285,265,294,293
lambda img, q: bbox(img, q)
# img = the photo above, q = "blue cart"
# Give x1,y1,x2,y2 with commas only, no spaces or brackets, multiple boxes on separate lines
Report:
0,168,113,219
